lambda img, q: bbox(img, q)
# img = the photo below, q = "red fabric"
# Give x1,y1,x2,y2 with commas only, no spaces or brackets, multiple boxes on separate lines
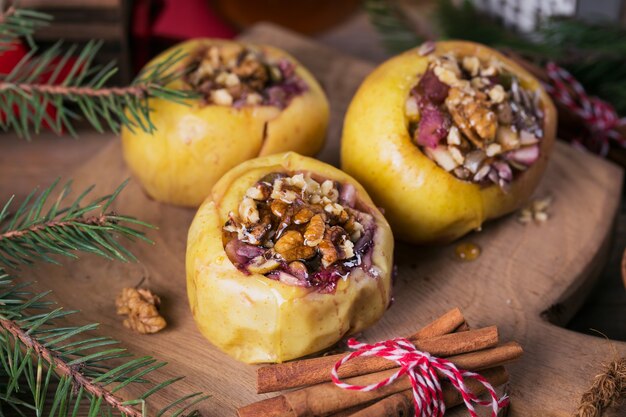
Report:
130,0,237,71
0,40,78,132
152,0,236,40
0,41,27,73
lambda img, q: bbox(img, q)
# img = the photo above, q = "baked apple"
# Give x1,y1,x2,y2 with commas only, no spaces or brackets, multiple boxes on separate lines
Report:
186,152,393,363
341,41,557,244
121,39,329,207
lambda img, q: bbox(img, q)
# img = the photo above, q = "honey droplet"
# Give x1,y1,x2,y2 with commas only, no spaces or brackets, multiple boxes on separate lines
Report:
455,242,481,261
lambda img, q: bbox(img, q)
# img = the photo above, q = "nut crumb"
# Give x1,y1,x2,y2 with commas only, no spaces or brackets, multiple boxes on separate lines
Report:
239,197,260,224
462,56,480,77
211,88,233,106
517,195,552,224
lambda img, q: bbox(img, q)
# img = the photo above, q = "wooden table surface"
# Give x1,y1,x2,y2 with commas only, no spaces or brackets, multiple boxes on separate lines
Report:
0,12,624,417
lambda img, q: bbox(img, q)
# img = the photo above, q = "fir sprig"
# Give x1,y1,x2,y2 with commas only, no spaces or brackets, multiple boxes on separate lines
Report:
0,4,208,415
364,0,423,54
0,270,208,416
0,40,195,138
0,179,154,268
0,3,52,51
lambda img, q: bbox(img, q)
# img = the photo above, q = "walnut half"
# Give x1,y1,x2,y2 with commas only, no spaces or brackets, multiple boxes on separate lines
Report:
116,287,167,334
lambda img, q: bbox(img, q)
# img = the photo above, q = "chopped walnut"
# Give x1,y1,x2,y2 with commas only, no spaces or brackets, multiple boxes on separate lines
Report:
488,85,506,104
293,207,315,224
274,230,316,262
518,195,552,224
462,56,480,77
408,50,544,190
248,257,281,274
246,183,271,200
116,288,166,334
319,236,339,268
222,171,375,292
446,87,497,145
304,214,325,247
184,44,307,109
239,197,260,225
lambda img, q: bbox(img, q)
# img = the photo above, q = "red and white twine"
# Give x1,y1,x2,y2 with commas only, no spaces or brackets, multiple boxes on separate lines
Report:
331,338,508,417
545,61,626,156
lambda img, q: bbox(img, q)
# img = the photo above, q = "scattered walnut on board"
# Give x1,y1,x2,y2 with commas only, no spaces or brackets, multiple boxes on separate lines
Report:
517,195,553,224
116,287,167,334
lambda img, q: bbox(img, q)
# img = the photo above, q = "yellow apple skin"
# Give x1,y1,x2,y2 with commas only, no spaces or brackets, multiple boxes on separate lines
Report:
186,152,394,363
341,41,557,244
121,39,329,207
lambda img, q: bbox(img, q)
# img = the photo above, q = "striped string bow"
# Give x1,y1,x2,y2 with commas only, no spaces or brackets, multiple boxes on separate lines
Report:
331,337,509,417
545,62,626,156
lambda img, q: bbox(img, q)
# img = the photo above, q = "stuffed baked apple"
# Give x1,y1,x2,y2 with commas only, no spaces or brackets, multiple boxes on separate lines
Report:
122,39,329,207
186,152,393,363
341,41,556,244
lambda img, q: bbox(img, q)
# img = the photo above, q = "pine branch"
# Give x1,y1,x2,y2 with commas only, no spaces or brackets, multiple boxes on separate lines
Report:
0,270,208,416
0,38,196,138
0,317,142,417
0,179,154,268
0,2,52,51
364,0,423,54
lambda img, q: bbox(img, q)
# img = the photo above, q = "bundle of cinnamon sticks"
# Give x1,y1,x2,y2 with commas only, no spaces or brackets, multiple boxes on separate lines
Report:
238,308,523,417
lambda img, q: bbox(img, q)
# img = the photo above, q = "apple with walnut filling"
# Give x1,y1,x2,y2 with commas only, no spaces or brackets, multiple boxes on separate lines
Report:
121,39,329,207
186,152,394,363
341,41,557,244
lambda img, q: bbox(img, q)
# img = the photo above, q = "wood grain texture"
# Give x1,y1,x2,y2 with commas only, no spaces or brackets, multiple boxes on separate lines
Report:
1,24,625,416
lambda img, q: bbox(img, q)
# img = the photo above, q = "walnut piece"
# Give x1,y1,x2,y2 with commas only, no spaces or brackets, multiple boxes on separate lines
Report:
446,87,497,147
304,214,325,247
294,207,315,224
517,195,552,224
319,237,339,267
274,230,316,262
116,288,166,334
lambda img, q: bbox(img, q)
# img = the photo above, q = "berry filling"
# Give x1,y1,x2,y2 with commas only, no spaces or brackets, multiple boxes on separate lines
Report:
185,44,307,109
222,172,377,293
407,46,545,190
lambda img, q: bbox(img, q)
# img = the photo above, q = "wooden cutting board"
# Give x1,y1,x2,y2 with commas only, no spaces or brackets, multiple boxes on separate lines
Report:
2,24,625,416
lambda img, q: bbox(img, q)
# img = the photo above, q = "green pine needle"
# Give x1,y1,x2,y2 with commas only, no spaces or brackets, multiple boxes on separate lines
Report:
0,40,197,138
0,179,154,268
0,270,208,416
0,3,52,51
364,0,423,54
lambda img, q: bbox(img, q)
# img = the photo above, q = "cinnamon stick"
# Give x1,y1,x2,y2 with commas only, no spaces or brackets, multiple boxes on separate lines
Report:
408,307,465,339
455,321,470,332
257,326,498,393
326,402,377,417
239,343,521,417
347,366,509,417
451,341,522,370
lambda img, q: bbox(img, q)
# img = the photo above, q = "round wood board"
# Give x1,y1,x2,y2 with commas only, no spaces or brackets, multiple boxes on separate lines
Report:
2,24,624,417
